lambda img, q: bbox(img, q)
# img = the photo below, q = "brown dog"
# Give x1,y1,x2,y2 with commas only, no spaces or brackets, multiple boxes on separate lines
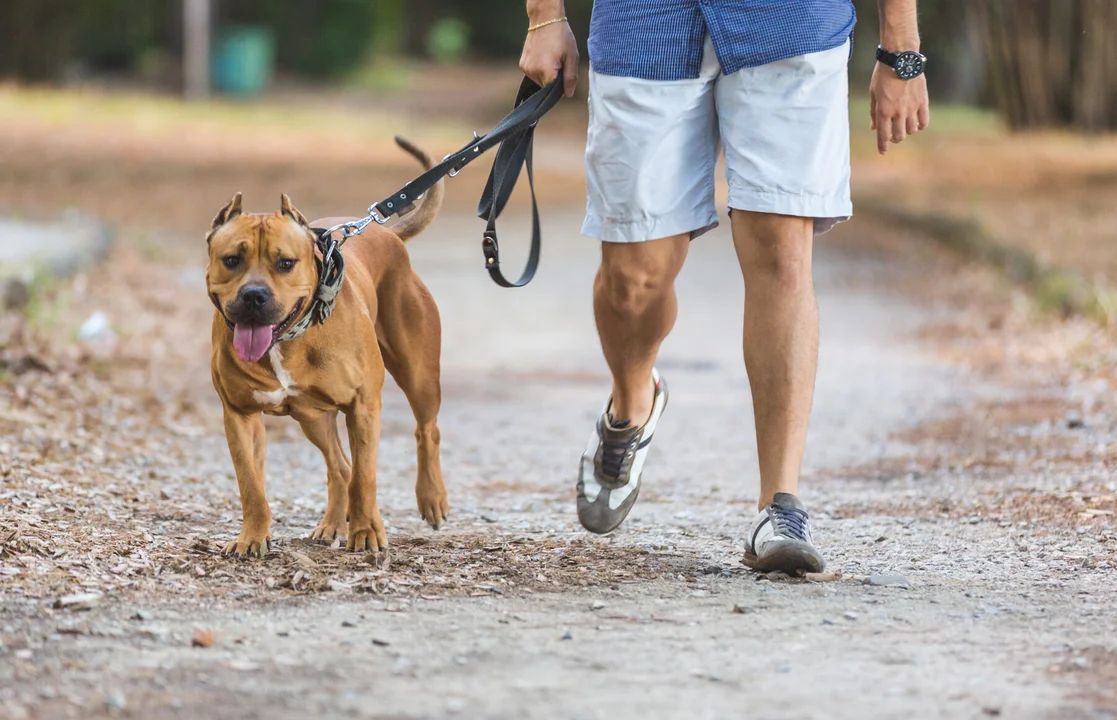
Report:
206,138,448,557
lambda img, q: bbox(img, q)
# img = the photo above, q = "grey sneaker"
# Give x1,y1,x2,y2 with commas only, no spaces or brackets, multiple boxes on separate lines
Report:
576,369,668,534
743,492,825,574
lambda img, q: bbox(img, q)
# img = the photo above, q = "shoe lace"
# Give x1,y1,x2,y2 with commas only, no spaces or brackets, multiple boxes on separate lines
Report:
770,504,810,541
599,422,639,482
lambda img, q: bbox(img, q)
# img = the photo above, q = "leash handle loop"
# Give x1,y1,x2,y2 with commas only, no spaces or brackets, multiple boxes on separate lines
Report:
324,73,563,288
373,74,562,287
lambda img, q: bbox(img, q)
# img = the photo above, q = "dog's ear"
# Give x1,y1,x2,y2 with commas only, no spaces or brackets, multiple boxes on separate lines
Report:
280,194,309,227
211,192,243,231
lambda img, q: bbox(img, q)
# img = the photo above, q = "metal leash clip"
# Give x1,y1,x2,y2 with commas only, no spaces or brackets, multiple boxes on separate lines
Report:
319,207,388,251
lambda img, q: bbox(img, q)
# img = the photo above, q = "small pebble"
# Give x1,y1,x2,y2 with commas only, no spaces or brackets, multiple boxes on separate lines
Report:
106,690,127,710
372,638,390,647
561,631,573,641
341,620,357,628
590,600,605,611
843,611,859,621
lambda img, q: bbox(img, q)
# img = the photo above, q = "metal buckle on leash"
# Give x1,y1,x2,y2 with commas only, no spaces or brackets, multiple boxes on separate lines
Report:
443,132,482,178
481,230,499,267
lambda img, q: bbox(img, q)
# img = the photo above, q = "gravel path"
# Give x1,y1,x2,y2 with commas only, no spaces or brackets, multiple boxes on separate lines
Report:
2,209,1115,720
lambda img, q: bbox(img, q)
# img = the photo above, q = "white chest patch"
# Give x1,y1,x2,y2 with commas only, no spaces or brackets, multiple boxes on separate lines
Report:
253,345,300,406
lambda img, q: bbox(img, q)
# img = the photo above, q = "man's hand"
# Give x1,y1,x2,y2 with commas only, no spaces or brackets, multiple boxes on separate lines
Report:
869,66,930,155
520,2,579,97
871,0,929,155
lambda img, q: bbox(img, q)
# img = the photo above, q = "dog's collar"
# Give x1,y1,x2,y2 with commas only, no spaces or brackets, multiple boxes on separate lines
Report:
274,228,346,344
211,229,346,346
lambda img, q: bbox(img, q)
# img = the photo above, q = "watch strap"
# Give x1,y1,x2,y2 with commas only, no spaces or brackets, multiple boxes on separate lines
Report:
876,46,899,68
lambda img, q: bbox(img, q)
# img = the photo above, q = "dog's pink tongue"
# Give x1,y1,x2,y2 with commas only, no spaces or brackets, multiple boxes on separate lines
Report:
233,324,274,363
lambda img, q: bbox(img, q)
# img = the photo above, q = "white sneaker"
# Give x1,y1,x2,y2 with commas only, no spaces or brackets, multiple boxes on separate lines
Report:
575,370,668,534
743,492,825,574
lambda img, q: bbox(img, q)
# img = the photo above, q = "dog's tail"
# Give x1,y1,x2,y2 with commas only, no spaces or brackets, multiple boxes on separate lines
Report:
391,136,444,243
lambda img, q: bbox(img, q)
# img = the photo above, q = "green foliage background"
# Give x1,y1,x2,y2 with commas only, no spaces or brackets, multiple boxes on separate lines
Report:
0,0,1107,129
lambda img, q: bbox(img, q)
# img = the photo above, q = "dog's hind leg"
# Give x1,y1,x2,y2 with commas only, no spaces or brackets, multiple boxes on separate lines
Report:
298,411,352,544
378,277,449,529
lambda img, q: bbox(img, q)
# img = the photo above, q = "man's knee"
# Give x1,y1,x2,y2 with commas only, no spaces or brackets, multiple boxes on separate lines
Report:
597,239,687,318
733,213,814,291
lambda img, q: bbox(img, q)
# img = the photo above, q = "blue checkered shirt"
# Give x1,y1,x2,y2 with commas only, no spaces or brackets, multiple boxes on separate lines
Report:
588,0,857,80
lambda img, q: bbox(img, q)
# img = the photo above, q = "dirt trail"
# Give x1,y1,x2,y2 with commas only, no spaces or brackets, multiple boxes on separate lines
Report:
2,195,1117,719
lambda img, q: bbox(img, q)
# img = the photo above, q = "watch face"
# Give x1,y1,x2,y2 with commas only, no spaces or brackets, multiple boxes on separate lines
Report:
895,51,924,80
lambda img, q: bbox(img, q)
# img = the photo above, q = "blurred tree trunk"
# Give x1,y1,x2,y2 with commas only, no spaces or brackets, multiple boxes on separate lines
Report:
404,0,437,58
972,0,1117,131
0,0,74,81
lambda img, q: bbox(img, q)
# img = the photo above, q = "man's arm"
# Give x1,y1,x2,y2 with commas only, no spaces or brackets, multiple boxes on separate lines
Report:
870,0,931,154
520,0,580,97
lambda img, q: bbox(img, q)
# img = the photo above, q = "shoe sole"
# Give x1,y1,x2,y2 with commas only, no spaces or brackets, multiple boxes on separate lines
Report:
742,540,825,575
578,483,641,535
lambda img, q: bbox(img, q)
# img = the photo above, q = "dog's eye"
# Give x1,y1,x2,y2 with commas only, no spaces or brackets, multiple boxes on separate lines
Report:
276,258,296,273
222,256,241,270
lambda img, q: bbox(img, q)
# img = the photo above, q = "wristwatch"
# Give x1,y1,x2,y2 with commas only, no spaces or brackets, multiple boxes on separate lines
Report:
876,46,926,80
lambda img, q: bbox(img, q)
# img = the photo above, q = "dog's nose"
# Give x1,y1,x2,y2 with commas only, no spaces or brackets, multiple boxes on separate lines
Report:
240,286,271,308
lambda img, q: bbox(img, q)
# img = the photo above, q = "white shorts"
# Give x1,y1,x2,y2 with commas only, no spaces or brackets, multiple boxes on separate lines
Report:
582,37,852,242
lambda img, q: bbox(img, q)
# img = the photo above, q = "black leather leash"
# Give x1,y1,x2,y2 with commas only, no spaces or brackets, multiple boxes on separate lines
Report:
357,74,564,287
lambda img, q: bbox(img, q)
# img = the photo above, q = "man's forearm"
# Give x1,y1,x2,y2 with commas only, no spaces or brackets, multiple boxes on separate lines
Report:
527,0,566,24
878,0,920,51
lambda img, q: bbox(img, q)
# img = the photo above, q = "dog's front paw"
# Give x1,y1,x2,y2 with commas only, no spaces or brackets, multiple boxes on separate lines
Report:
346,512,387,552
310,516,347,544
222,529,273,558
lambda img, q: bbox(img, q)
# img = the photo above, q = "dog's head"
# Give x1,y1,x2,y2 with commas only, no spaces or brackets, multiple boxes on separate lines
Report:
205,193,318,363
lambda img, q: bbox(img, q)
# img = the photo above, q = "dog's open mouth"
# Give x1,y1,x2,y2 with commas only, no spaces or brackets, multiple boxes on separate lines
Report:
231,298,305,363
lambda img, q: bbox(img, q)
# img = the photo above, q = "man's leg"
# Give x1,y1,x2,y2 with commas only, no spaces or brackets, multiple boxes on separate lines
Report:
733,210,825,573
716,36,851,572
595,235,689,425
731,210,818,510
575,34,721,534
575,235,685,534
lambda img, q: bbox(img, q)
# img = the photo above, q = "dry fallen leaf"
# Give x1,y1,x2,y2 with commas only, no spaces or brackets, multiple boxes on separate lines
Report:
191,629,216,648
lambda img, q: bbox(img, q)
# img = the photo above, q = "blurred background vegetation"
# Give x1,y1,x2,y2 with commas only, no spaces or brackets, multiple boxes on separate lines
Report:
1,0,1114,131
